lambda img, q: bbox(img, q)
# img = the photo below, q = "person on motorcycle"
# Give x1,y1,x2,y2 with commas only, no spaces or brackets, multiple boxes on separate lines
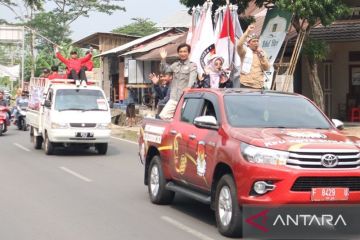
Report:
0,90,10,125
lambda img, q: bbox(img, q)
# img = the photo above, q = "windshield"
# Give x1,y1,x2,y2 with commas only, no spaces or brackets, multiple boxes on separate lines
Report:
54,89,108,111
224,95,331,129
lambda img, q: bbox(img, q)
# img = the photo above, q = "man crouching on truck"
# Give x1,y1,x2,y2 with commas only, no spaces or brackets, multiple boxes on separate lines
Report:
54,46,93,86
158,43,197,120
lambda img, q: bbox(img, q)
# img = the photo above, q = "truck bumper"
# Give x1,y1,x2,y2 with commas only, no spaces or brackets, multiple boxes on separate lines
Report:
47,128,111,143
235,163,360,204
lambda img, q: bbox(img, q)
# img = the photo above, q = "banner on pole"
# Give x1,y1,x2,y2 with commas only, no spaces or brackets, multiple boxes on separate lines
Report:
259,8,292,89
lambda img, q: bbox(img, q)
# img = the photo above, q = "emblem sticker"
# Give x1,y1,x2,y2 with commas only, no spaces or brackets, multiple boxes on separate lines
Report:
196,141,207,177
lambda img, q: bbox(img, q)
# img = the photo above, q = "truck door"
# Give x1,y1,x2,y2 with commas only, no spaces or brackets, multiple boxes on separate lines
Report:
42,89,53,132
169,97,204,183
184,95,221,190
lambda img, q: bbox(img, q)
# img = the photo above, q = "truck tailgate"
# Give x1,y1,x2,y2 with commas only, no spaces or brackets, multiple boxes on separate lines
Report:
27,109,40,129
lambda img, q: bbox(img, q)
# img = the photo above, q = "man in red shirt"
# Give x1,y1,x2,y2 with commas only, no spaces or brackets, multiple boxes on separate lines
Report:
55,46,92,85
48,65,66,80
82,50,94,72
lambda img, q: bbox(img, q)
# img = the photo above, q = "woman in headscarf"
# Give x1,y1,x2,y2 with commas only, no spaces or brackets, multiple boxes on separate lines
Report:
197,56,233,89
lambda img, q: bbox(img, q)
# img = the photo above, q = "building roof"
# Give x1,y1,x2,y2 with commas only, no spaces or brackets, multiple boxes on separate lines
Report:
72,32,139,49
122,34,184,56
96,28,176,57
157,10,192,28
134,33,187,61
310,19,360,42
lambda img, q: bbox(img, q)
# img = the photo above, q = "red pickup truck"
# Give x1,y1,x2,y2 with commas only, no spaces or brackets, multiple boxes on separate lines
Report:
138,89,360,237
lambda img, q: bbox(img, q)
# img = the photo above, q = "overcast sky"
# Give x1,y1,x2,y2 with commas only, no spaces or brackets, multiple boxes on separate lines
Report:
0,0,186,41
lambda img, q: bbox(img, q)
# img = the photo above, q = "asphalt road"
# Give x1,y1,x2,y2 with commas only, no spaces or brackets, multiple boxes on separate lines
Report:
0,126,229,240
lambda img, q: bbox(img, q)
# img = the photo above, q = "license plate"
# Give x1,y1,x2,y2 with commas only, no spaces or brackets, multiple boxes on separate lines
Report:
75,132,94,138
311,187,349,201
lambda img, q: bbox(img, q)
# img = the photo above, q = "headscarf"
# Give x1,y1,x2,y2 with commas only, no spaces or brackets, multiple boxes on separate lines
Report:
206,56,225,88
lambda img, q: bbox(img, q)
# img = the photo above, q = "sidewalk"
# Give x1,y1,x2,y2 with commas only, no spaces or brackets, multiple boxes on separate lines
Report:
111,124,139,142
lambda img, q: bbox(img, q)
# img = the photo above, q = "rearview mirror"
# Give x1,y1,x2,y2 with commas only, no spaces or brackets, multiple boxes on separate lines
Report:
44,100,51,108
194,116,219,130
332,119,344,130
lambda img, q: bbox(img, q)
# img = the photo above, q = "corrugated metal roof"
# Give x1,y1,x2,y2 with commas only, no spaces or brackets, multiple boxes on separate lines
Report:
121,34,183,56
96,28,174,57
157,10,192,28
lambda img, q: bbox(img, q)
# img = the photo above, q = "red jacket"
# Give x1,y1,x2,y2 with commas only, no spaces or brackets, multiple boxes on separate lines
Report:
82,60,94,71
56,52,92,74
48,72,66,80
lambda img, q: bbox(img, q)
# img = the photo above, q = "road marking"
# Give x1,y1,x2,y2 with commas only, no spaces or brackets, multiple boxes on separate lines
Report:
59,167,92,182
110,136,137,145
13,143,31,152
161,216,215,240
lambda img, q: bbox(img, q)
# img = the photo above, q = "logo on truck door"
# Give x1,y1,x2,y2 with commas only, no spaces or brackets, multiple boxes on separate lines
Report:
196,141,207,177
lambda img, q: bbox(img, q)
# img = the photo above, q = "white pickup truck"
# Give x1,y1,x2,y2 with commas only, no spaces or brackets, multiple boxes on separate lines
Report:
27,78,111,155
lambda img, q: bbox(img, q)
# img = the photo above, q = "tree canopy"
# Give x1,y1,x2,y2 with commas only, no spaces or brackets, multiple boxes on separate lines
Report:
112,18,159,37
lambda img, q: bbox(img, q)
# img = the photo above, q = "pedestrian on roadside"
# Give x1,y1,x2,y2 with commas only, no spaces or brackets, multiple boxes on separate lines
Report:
126,86,136,127
237,24,270,89
158,43,197,120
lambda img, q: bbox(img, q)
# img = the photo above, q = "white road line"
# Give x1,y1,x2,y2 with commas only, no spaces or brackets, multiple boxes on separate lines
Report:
110,136,137,145
59,167,93,182
13,143,31,152
161,216,215,240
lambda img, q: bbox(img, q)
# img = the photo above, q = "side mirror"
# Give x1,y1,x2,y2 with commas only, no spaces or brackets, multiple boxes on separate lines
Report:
44,100,51,108
332,119,344,130
194,115,219,130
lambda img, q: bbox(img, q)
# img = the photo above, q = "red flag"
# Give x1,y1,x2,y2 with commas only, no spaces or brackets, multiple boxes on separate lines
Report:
216,5,235,69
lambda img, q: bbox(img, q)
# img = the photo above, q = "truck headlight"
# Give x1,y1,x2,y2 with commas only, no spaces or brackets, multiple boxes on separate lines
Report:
241,143,288,166
51,122,69,129
97,123,111,129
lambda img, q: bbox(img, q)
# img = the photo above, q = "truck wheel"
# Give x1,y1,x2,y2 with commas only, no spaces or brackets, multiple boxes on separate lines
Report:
147,156,174,205
34,136,43,150
44,134,54,155
215,174,242,237
22,119,27,131
96,143,108,155
0,123,3,136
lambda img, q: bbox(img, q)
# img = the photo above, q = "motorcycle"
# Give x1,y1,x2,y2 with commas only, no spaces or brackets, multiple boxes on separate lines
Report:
15,105,28,131
0,106,10,136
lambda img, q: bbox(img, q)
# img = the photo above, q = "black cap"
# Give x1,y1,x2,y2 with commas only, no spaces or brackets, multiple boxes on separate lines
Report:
70,50,77,55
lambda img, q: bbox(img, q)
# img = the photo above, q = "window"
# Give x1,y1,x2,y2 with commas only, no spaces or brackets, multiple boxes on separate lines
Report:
181,98,203,124
200,100,217,120
54,89,108,111
224,95,331,129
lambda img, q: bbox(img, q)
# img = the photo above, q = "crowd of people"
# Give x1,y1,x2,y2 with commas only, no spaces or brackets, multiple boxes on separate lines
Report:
144,24,269,120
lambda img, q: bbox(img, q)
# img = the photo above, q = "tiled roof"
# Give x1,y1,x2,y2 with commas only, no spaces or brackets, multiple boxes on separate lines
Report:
309,19,360,42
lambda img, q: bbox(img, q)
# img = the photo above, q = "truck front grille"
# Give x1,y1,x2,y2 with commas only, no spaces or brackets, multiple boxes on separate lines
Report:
70,123,97,128
291,177,360,191
287,149,360,169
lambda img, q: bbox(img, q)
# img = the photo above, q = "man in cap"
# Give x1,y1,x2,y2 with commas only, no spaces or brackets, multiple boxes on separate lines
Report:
237,24,270,89
55,46,92,86
148,65,172,115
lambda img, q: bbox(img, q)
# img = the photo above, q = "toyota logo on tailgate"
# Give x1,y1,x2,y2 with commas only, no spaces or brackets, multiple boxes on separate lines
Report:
321,154,338,168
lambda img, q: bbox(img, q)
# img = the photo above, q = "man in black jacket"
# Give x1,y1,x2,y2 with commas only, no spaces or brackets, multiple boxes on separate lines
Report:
149,70,172,115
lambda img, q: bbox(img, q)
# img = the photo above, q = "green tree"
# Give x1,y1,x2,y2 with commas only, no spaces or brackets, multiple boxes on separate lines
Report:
112,18,159,37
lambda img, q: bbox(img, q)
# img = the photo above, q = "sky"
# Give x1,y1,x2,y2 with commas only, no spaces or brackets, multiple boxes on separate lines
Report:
0,0,186,41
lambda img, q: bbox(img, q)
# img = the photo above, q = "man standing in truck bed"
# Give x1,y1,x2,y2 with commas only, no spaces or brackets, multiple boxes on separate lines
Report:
158,43,197,120
55,46,92,85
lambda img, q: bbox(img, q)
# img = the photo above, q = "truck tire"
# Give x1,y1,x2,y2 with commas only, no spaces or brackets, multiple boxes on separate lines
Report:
215,174,242,237
44,134,54,155
96,143,108,155
0,123,3,136
148,156,174,205
34,136,43,150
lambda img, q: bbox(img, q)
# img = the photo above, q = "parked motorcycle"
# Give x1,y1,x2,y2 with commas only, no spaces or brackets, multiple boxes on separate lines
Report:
0,106,10,136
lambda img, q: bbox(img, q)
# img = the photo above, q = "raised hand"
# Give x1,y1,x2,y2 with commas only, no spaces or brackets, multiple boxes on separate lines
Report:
148,73,159,84
247,24,255,32
160,48,167,59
